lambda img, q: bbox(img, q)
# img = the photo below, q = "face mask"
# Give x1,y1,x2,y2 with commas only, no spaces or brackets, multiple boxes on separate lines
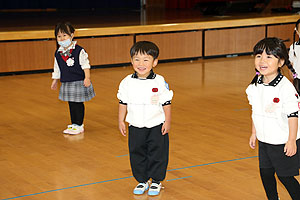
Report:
58,38,72,48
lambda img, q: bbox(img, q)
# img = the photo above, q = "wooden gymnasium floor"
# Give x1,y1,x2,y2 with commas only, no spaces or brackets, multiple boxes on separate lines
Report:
1,55,300,200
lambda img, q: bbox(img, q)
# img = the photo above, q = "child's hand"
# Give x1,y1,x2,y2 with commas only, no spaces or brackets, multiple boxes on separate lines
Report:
284,140,297,157
84,78,91,87
119,121,126,136
51,79,58,90
161,121,171,135
249,133,256,149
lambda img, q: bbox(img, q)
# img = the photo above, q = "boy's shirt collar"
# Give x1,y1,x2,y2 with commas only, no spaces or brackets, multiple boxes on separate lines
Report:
257,73,283,87
132,70,156,79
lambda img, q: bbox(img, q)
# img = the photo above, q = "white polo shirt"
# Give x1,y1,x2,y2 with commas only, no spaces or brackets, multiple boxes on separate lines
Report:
246,74,300,144
117,71,173,128
289,42,300,79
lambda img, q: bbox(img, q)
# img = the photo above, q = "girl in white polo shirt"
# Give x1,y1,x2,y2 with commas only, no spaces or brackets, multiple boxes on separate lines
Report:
117,41,173,196
246,38,300,200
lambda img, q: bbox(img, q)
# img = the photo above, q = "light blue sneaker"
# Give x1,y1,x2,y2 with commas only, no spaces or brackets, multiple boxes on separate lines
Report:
148,183,162,196
133,182,149,195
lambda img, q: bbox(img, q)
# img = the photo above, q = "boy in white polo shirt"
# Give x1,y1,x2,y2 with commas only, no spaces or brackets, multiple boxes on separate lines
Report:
117,41,173,196
246,38,300,200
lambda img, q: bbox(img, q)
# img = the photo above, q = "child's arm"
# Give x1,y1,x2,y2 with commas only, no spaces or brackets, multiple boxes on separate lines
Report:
118,104,127,136
162,105,171,135
249,120,257,149
51,58,60,90
83,68,91,87
285,117,298,156
51,79,59,90
79,49,91,87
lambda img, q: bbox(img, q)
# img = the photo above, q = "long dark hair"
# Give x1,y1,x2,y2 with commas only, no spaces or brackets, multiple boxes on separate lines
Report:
292,19,300,57
250,37,300,93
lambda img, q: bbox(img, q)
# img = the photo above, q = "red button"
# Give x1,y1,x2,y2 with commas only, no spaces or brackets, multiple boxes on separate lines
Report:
273,98,280,103
152,88,158,92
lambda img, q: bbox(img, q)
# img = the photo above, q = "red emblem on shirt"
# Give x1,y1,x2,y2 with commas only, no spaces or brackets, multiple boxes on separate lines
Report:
152,88,158,92
273,98,280,103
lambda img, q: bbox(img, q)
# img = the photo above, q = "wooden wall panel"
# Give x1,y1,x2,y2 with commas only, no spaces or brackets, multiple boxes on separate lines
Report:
76,36,133,66
136,31,202,60
0,36,133,73
0,40,56,73
267,23,295,48
204,26,265,57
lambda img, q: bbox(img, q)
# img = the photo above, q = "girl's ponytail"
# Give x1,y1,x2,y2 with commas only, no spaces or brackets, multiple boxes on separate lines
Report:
286,59,300,94
293,19,300,57
293,28,296,57
250,70,260,85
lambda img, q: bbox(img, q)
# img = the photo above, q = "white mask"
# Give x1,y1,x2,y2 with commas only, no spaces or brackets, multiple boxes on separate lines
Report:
58,39,72,48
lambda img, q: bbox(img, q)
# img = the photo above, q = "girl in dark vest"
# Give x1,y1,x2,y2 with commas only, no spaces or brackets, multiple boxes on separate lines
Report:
51,22,95,134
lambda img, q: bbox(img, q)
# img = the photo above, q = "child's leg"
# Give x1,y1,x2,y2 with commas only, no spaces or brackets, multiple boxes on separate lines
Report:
277,176,300,200
260,167,279,200
147,124,169,182
68,101,85,125
128,126,149,183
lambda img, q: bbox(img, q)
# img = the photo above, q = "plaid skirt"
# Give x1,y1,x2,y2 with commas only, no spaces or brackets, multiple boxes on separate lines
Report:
59,80,95,102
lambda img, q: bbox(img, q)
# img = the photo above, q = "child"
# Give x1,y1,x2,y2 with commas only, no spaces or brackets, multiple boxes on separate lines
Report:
246,37,300,200
117,41,173,196
289,18,300,94
51,22,95,135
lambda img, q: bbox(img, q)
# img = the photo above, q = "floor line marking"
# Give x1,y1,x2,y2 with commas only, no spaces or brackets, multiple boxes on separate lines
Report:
2,176,133,200
167,156,258,172
167,176,192,182
116,154,129,157
2,156,257,200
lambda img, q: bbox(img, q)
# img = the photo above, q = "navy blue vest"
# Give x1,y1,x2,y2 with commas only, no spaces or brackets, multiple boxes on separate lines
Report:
55,45,85,82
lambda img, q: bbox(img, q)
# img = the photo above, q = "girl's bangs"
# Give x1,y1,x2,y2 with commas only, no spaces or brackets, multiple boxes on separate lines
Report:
55,23,73,37
253,40,279,58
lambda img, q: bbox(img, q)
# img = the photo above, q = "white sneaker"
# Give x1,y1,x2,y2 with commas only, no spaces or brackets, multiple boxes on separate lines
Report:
148,182,162,196
63,124,74,134
133,182,149,195
68,124,84,135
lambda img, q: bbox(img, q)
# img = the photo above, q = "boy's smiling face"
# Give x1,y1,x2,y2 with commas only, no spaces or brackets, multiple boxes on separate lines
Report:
131,52,158,78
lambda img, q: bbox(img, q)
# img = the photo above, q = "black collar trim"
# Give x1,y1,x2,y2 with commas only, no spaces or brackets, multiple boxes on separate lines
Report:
257,73,283,87
131,70,156,79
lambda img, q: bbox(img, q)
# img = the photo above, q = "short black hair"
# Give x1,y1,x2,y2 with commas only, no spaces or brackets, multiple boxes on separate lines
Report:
253,37,287,61
54,22,75,38
130,41,159,59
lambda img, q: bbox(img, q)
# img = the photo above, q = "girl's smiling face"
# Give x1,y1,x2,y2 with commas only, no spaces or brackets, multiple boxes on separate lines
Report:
255,50,284,83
